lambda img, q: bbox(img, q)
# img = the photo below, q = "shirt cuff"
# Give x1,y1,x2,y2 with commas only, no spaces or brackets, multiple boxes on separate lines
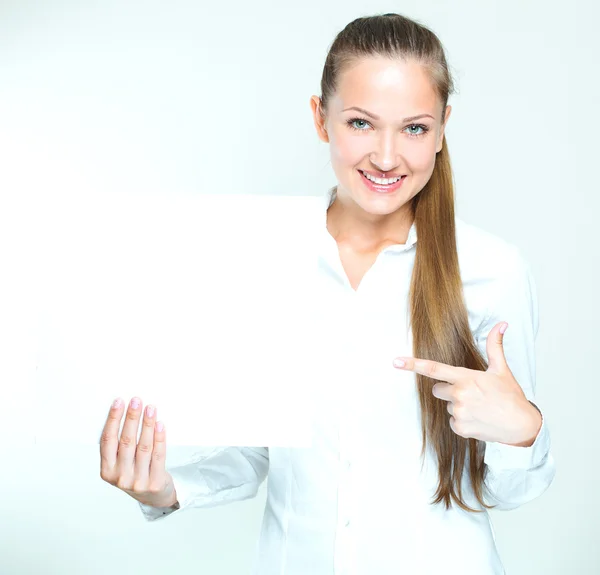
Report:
484,403,550,471
138,500,180,521
137,464,207,521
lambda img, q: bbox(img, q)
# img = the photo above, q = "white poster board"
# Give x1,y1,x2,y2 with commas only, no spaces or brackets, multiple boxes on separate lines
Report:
35,193,321,447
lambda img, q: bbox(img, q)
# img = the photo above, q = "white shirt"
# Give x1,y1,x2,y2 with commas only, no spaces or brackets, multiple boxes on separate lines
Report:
139,187,555,575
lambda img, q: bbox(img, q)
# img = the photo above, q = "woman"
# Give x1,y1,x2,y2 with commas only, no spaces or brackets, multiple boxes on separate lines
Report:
99,13,555,575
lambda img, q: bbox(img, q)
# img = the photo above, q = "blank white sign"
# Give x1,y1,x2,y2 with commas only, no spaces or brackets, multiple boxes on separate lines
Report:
35,192,321,447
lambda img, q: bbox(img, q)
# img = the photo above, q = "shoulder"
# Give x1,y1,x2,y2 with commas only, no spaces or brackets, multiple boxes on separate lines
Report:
454,216,530,281
454,217,537,333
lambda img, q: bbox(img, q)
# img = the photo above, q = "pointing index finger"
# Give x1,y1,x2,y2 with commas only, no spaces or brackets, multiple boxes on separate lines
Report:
393,357,462,384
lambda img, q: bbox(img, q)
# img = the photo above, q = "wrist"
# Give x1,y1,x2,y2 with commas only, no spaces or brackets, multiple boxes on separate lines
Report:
509,401,542,447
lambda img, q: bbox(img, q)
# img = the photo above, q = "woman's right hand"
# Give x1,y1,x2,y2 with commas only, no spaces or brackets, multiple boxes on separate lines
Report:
99,397,178,509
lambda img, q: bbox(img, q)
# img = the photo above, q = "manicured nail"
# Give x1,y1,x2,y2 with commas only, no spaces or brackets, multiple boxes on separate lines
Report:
146,405,155,418
112,397,122,409
131,398,140,409
500,322,508,335
394,358,406,368
156,421,164,432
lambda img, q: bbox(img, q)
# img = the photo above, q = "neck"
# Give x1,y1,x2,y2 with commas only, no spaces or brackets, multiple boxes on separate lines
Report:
326,193,414,254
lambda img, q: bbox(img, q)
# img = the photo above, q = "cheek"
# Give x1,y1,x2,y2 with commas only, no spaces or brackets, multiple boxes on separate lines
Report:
329,130,371,164
405,144,437,173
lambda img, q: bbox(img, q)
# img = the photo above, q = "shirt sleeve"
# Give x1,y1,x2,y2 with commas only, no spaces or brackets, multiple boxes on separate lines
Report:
138,446,269,521
473,248,556,511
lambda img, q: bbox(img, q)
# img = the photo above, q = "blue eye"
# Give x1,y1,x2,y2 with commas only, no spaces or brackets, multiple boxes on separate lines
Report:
406,124,427,136
348,118,370,131
346,117,430,138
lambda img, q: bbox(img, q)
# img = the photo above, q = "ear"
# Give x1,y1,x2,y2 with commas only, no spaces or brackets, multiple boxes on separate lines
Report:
310,96,330,143
436,104,452,153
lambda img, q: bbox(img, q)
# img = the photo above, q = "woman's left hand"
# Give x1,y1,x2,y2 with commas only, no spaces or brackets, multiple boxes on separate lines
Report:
393,322,542,446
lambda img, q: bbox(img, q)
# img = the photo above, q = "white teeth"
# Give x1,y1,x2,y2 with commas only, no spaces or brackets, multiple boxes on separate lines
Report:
362,171,402,185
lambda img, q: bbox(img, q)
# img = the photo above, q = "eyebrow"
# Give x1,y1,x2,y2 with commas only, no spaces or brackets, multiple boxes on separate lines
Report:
342,107,435,123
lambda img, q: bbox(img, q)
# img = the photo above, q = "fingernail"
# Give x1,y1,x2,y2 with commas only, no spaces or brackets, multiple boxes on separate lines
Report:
112,397,122,408
393,359,406,368
146,405,155,418
131,398,140,409
500,322,508,335
156,421,164,432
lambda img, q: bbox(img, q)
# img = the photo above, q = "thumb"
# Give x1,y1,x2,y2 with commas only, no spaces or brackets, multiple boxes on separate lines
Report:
486,322,509,372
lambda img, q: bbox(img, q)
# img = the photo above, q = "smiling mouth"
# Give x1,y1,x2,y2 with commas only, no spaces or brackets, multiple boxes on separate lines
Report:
358,169,407,183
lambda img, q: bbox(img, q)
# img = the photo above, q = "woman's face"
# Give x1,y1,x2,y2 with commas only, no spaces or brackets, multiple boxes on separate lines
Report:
311,56,451,218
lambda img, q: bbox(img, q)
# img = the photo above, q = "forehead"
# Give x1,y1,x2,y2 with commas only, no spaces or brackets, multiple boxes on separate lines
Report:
333,56,440,117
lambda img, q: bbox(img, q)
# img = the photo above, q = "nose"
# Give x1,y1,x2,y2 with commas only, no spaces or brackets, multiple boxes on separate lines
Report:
369,133,402,174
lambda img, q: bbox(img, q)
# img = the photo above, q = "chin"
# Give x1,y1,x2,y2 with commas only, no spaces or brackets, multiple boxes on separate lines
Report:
354,195,408,216
357,186,413,211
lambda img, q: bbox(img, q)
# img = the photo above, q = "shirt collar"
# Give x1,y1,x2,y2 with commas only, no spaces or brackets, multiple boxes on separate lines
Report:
321,186,418,253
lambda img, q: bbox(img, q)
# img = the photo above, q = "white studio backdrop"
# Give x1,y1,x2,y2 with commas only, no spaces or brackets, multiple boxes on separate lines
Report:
0,0,597,574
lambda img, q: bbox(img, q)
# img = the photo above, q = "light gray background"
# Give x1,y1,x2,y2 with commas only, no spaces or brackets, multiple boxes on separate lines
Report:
0,0,597,573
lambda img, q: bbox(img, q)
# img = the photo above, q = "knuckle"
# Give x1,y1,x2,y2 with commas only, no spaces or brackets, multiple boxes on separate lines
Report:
116,477,132,491
141,417,154,430
119,434,134,448
100,470,115,484
459,423,469,437
125,410,140,423
461,367,473,379
146,483,163,495
152,450,164,463
132,480,148,494
99,431,114,445
106,411,121,423
136,441,152,455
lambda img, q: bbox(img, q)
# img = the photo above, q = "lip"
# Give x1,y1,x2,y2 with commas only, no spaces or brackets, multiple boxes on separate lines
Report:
359,169,406,179
358,169,406,194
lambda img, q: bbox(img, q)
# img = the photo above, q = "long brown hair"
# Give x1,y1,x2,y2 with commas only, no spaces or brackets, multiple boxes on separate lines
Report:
318,13,495,513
